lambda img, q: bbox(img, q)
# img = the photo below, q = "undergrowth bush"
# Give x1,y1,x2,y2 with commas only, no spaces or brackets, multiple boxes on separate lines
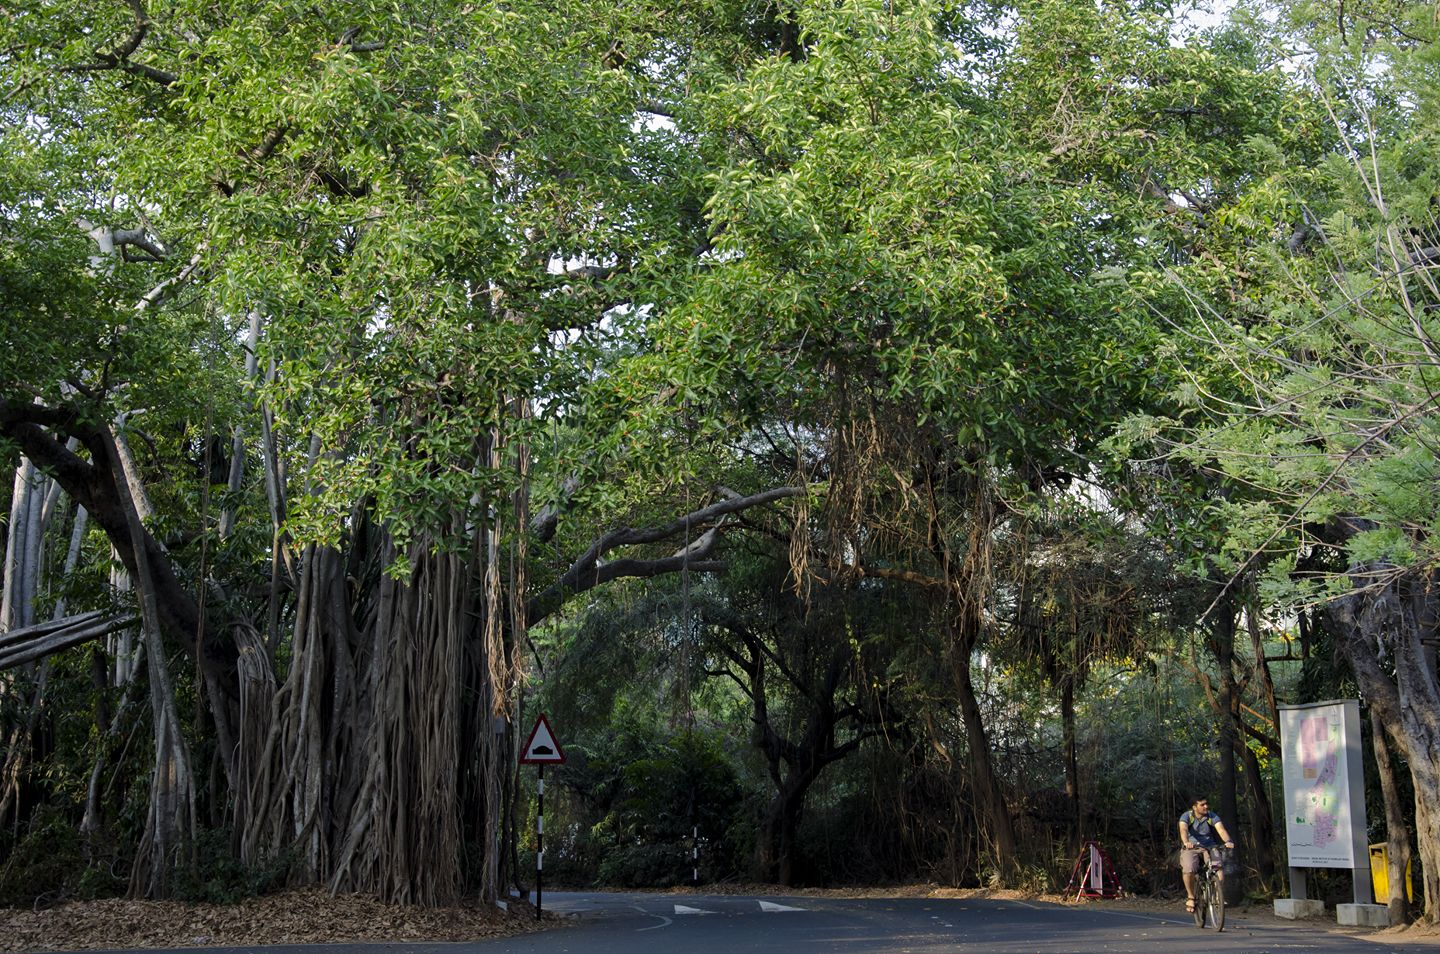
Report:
171,828,293,904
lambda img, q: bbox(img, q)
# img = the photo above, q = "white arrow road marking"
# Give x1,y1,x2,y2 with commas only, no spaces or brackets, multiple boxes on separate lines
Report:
634,904,674,932
758,901,806,912
673,904,716,915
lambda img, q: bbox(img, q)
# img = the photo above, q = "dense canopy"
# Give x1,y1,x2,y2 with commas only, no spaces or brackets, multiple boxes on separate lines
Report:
1,0,1437,926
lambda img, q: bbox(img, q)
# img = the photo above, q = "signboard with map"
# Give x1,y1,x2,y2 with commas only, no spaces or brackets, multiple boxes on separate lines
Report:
1279,700,1366,869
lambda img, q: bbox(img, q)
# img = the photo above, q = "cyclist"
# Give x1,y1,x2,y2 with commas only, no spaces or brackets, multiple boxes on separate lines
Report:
1179,796,1234,913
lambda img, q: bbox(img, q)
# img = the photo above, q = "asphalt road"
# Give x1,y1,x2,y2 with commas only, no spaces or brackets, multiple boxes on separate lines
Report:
499,891,1399,953
73,891,1410,954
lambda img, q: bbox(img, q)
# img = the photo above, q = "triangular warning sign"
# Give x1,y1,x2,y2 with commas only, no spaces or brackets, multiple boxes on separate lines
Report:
520,713,566,764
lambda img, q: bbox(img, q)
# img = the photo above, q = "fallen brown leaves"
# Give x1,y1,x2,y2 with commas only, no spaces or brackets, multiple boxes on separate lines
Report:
0,887,552,952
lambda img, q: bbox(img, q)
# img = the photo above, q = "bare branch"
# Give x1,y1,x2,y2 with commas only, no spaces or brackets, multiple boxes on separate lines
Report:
135,248,206,311
564,264,615,282
111,227,167,261
0,611,136,671
527,485,804,623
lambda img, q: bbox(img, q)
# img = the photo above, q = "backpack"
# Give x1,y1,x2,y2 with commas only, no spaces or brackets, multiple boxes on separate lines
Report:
1183,810,1219,847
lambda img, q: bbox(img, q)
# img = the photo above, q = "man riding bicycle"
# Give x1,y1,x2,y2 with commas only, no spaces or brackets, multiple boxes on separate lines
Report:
1179,796,1234,913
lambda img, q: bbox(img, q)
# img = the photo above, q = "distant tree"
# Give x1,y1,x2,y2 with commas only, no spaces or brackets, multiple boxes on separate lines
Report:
1114,0,1440,920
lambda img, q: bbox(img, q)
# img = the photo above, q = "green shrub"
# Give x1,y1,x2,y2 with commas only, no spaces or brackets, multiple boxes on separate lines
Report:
171,828,292,904
0,806,89,907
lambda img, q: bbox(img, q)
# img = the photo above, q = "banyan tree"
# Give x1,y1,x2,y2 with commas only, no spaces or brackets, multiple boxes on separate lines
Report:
0,0,800,903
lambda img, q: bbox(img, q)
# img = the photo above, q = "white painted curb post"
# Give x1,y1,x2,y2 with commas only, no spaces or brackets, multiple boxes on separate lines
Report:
693,825,699,886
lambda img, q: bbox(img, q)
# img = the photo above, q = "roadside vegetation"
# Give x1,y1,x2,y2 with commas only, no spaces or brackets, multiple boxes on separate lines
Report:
1,0,1436,927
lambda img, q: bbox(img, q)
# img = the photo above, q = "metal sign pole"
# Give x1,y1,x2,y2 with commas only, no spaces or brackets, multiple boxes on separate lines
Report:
520,713,564,921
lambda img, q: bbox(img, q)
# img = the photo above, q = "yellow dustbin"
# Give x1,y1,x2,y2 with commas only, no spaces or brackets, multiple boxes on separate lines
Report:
1369,843,1415,903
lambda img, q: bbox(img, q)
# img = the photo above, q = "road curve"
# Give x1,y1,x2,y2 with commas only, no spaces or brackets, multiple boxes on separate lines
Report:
65,891,1400,954
496,891,1393,954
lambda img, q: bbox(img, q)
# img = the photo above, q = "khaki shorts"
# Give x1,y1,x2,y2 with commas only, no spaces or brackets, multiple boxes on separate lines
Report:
1181,847,1220,874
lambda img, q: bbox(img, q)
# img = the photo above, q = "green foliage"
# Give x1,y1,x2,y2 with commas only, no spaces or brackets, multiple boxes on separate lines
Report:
0,806,127,906
649,0,1164,472
171,829,294,905
535,708,751,887
4,0,1433,908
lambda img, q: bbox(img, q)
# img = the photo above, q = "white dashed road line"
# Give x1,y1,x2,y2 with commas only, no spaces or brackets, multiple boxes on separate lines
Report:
758,901,806,912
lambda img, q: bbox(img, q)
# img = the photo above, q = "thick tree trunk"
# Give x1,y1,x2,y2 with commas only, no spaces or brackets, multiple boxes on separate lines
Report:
239,544,348,879
759,781,809,885
330,537,467,906
1238,735,1277,888
1212,589,1243,904
466,528,508,906
953,648,1017,881
2,464,25,630
106,422,197,899
1370,707,1413,923
1060,676,1080,845
0,461,62,829
465,422,526,905
1331,568,1440,923
1413,759,1440,922
2,459,39,631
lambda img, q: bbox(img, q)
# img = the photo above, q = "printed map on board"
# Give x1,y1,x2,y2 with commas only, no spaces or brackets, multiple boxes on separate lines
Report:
1280,701,1358,868
1291,714,1341,848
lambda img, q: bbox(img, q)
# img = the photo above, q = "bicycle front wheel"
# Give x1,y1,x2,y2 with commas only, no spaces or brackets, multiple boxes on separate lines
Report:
1207,881,1225,932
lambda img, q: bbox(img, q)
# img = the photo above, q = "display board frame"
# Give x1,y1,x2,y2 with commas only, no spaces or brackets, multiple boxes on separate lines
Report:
1277,699,1373,904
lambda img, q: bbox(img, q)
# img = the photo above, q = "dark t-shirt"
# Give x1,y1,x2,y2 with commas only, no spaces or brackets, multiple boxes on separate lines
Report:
1181,810,1222,848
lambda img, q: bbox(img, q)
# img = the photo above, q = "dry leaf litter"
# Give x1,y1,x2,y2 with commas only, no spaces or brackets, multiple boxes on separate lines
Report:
0,887,551,952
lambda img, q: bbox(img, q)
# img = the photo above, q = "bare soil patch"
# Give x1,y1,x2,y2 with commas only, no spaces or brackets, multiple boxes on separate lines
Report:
0,887,554,952
1369,921,1440,946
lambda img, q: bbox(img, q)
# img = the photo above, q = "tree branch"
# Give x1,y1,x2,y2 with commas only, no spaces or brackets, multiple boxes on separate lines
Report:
111,227,168,261
135,248,205,311
563,264,616,282
0,399,203,648
526,485,803,623
0,611,136,671
60,0,176,87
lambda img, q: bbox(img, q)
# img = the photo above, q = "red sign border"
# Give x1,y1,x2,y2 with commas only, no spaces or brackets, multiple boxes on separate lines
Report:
519,712,566,764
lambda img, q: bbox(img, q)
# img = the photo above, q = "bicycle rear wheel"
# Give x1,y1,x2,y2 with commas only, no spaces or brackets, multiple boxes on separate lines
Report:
1207,879,1225,932
1192,883,1206,928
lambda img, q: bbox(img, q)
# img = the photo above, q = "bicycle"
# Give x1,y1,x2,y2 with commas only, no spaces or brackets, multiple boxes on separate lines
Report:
1191,847,1228,932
